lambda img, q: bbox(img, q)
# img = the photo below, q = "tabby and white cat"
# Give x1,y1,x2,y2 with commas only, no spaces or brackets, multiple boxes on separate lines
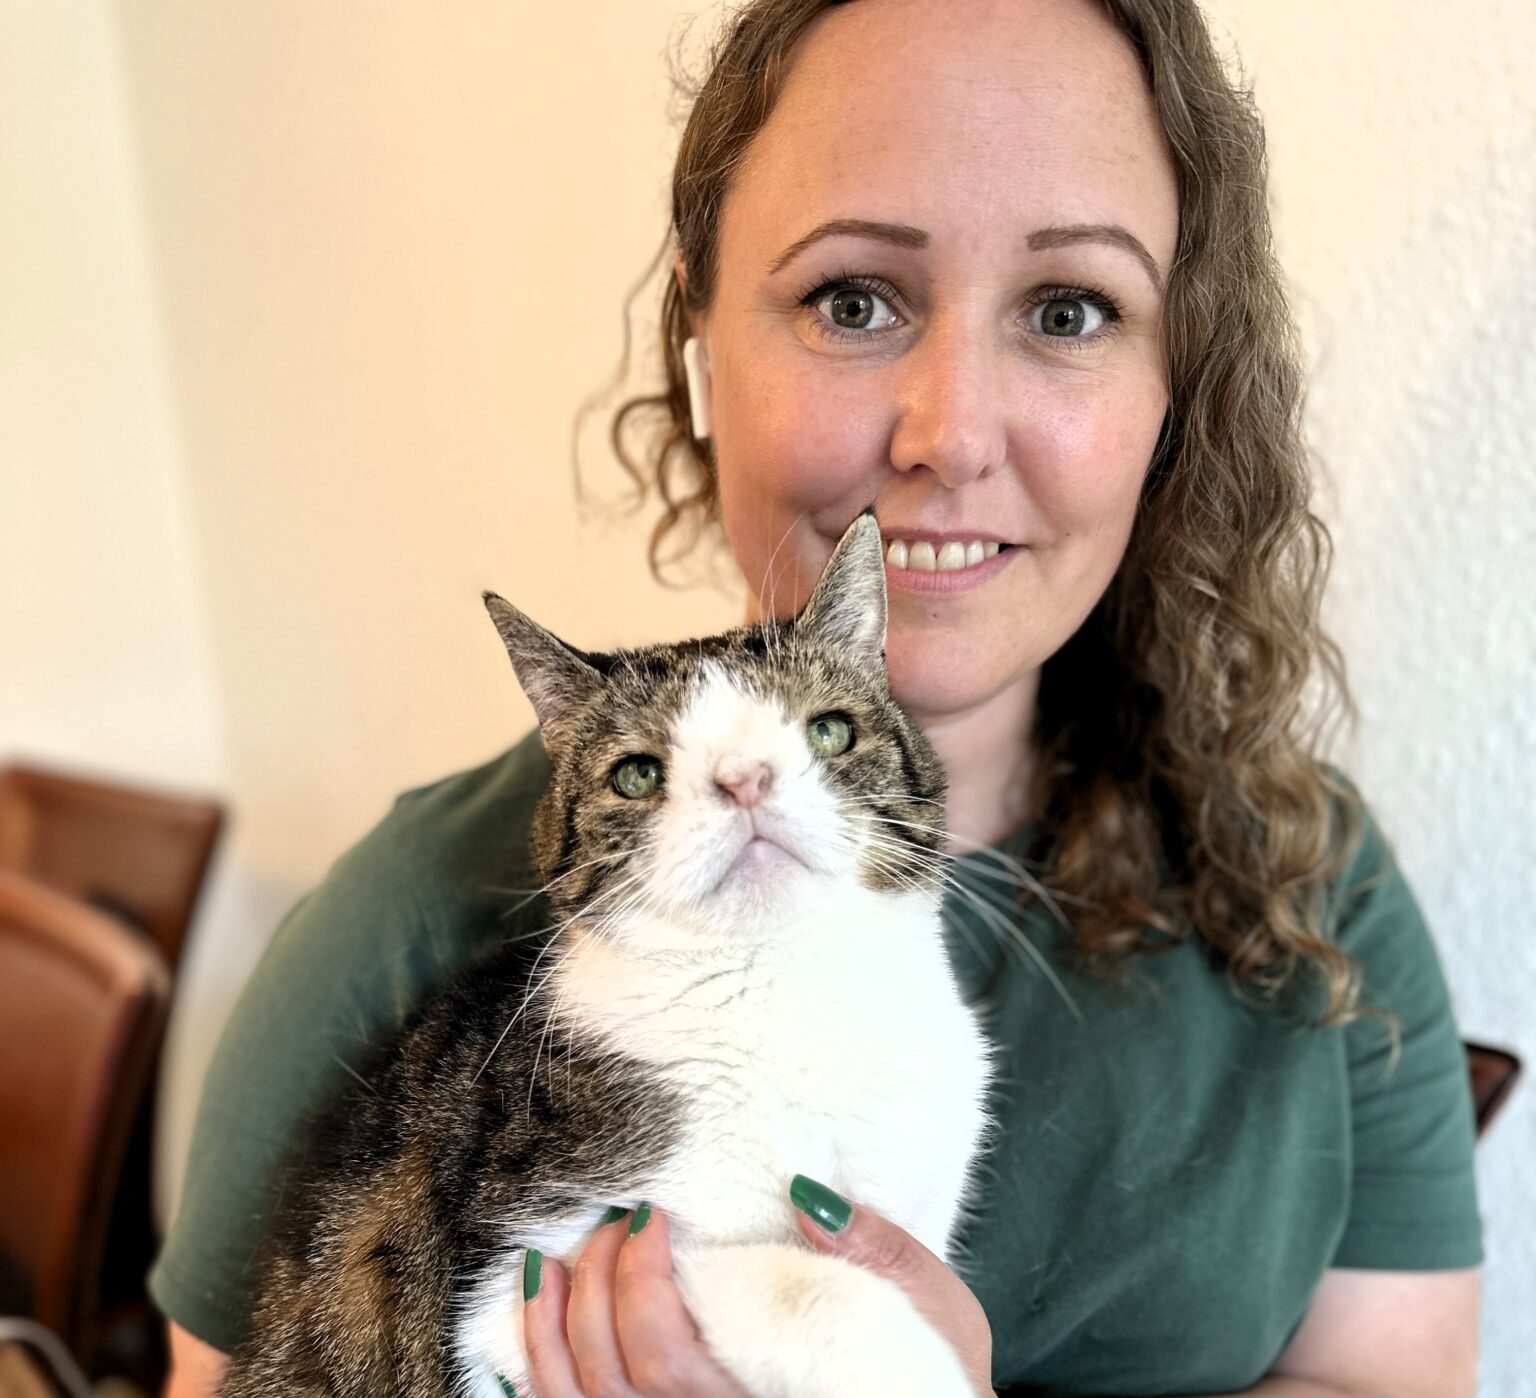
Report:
221,510,994,1398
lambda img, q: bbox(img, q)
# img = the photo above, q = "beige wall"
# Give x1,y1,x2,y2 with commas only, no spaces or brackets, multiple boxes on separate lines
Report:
109,0,744,1262
1,1,223,788
4,0,1532,1385
111,0,739,885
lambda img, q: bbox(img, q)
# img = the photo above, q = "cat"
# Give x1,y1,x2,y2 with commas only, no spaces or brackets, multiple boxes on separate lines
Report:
220,510,995,1398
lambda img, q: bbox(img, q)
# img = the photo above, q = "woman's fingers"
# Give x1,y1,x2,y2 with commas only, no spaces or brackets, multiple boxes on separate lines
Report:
565,1209,642,1396
520,1251,584,1398
788,1175,994,1397
520,1203,749,1397
613,1205,752,1396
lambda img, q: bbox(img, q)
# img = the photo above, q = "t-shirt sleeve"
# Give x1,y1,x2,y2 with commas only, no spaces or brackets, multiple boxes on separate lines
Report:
146,807,463,1354
1328,780,1483,1271
148,733,549,1353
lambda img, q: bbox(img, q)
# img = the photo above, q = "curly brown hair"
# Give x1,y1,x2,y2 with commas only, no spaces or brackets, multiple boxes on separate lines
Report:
594,0,1368,1023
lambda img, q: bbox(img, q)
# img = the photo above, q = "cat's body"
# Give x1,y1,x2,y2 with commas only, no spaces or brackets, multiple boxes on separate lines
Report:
223,514,995,1398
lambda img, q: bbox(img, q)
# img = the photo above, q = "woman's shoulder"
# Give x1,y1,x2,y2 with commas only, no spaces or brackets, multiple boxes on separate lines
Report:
1310,767,1484,1270
350,726,550,899
235,726,555,1068
271,727,552,955
1311,763,1436,967
148,730,556,1352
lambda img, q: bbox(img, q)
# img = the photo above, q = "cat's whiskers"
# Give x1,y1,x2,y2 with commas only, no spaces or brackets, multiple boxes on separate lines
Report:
518,890,651,1119
834,837,992,971
850,810,1081,933
849,818,1086,1023
940,872,1085,1024
574,866,668,950
757,507,810,637
840,791,947,809
485,847,638,921
835,838,1034,1020
839,793,1073,885
838,790,1083,898
471,861,657,1093
939,856,1098,910
470,916,576,1087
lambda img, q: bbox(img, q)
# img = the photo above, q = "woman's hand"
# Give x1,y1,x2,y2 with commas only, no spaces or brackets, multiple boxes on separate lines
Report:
520,1203,752,1397
786,1174,994,1398
518,1177,993,1397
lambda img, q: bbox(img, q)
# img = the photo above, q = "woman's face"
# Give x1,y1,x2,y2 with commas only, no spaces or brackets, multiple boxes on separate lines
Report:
692,0,1179,723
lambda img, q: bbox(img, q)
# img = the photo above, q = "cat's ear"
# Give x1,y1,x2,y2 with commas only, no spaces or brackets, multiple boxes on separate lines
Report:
482,592,603,731
794,507,887,664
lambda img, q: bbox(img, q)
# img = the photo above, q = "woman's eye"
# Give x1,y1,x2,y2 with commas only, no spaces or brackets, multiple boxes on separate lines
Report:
800,277,1121,348
612,756,664,799
804,280,901,338
806,713,854,757
1033,295,1112,339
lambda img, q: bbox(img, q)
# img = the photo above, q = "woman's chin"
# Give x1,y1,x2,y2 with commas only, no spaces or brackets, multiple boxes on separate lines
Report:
883,629,1039,724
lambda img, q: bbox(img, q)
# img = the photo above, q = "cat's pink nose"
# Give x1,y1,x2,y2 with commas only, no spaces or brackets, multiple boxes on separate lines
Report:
714,759,772,809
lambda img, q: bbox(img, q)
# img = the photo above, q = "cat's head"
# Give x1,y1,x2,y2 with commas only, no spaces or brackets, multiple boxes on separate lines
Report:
484,510,946,945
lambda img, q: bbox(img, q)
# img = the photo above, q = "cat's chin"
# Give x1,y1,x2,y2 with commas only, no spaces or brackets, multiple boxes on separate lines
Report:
697,835,818,927
738,834,801,870
715,834,808,892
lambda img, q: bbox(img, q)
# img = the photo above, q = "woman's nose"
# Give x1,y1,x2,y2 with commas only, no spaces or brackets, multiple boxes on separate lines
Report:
887,322,1008,488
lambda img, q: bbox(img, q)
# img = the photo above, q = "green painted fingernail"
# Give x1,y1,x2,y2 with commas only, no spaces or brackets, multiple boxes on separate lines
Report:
627,1201,652,1236
523,1248,542,1302
496,1377,518,1397
790,1173,850,1232
600,1205,629,1226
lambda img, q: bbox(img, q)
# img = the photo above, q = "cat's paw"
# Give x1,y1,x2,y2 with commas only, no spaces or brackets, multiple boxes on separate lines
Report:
677,1241,974,1398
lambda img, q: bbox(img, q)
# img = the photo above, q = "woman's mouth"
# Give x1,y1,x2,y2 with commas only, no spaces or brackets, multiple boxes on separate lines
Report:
880,535,1022,594
883,537,1007,572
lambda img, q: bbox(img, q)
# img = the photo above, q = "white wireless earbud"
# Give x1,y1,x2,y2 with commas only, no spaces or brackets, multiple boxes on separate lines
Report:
682,335,713,442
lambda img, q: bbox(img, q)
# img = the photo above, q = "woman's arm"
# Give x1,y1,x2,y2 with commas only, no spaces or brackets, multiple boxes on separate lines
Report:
162,1321,230,1398
1176,1266,1480,1398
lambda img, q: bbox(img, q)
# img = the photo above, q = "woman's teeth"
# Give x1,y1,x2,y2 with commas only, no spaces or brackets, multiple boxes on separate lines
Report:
884,539,1003,572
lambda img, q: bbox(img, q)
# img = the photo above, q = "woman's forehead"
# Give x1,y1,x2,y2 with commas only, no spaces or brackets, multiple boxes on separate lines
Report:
725,0,1177,275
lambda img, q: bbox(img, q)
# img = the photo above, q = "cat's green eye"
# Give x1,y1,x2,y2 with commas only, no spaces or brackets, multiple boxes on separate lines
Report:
806,712,854,758
612,756,664,800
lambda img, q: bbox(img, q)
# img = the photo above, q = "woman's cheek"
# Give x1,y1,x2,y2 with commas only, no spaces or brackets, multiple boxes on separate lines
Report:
1023,387,1162,535
727,355,883,493
715,362,885,600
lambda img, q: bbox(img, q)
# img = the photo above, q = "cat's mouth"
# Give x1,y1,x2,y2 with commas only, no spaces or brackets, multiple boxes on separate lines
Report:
714,830,810,893
740,832,804,864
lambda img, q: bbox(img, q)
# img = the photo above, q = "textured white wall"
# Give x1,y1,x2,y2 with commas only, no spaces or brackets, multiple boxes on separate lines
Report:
1200,4,1536,1391
3,0,1530,1388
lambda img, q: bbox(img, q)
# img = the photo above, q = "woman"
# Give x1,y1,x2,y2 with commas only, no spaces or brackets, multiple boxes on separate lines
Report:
154,0,1482,1393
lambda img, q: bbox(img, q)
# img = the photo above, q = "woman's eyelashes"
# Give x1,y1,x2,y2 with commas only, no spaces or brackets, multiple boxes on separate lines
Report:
796,272,905,342
794,270,1125,354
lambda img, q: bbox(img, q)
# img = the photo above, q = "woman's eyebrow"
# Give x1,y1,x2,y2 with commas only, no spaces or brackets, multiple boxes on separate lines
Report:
765,217,1163,291
1029,223,1163,292
766,218,928,275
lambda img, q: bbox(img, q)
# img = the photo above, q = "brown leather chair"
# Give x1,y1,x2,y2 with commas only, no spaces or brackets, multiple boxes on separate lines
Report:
0,762,225,1384
0,764,224,978
1465,1040,1520,1138
0,871,170,1366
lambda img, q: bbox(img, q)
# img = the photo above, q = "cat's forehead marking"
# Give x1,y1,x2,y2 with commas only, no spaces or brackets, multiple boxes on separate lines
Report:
673,661,791,751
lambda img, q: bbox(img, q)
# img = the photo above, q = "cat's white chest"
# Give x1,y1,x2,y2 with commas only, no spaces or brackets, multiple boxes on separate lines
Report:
561,884,992,1257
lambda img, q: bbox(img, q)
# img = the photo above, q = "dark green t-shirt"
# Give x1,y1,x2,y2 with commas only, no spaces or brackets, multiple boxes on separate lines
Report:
148,730,1482,1395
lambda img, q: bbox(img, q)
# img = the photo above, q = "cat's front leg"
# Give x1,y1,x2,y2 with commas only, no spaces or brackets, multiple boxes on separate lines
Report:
673,1240,975,1398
